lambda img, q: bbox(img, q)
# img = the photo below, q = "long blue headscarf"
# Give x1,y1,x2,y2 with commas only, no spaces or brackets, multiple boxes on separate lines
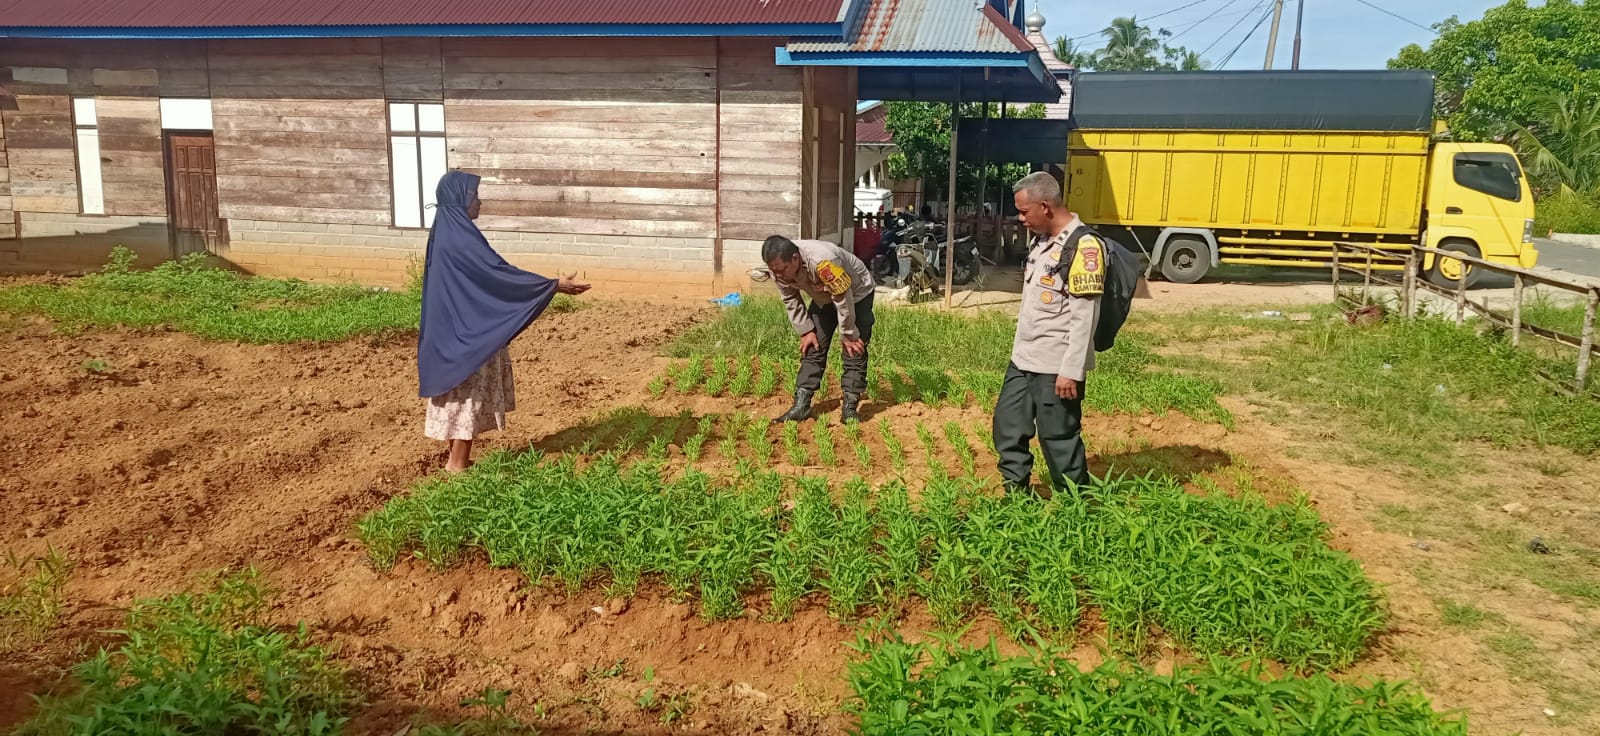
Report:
417,170,559,398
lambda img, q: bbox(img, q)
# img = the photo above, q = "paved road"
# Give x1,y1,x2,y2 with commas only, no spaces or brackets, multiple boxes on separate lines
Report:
1535,237,1600,280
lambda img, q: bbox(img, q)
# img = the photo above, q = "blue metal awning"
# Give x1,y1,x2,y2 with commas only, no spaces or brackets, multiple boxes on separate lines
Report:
777,0,1061,103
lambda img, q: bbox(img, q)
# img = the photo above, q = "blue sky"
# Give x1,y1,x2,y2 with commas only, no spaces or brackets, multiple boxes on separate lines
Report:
1038,0,1507,70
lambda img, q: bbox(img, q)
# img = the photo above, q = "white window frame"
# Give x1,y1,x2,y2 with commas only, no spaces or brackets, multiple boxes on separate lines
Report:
159,98,214,131
387,102,447,229
72,97,105,215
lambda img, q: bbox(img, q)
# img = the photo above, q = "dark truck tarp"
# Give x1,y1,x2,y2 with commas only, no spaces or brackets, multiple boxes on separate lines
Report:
1068,70,1436,132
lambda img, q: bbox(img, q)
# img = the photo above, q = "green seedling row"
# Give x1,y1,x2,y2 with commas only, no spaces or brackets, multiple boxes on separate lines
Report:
359,454,1382,670
846,633,1467,735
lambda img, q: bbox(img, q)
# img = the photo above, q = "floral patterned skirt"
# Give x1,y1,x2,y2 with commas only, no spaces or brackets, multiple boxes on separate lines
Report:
424,347,515,441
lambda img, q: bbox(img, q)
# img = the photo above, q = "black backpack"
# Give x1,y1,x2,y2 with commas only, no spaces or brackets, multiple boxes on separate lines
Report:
1058,226,1140,352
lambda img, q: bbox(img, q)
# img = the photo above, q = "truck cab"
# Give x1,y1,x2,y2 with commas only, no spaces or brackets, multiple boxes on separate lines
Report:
1422,141,1539,287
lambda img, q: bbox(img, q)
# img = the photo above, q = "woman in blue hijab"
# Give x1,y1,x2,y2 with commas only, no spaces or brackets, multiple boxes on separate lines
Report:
418,170,590,472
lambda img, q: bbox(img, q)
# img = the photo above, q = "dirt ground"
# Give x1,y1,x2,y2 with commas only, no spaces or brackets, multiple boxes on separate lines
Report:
2,292,1597,735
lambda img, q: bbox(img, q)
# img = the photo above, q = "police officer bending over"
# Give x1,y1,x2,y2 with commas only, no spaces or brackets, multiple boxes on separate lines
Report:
762,235,877,424
994,172,1102,494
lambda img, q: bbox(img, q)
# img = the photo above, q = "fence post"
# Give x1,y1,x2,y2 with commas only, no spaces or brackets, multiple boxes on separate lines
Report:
1511,273,1524,349
1455,265,1467,326
1362,248,1374,305
1331,245,1341,303
1402,248,1417,318
1578,287,1599,392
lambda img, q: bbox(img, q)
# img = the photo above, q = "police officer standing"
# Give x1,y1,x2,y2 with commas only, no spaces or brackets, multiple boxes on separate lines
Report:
994,172,1102,494
762,235,877,424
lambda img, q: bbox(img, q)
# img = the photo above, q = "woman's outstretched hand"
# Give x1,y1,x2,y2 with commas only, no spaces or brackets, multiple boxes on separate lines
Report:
556,272,592,295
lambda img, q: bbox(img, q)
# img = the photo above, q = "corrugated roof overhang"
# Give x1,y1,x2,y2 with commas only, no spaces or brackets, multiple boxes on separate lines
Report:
0,0,867,38
778,0,1060,103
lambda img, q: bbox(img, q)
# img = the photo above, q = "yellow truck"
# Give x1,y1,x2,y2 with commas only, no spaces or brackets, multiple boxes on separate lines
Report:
1064,70,1538,288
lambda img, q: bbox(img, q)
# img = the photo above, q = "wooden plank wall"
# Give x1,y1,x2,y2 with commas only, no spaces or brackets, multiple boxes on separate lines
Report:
209,39,391,226
98,98,165,216
0,101,14,238
2,94,76,214
442,38,720,239
810,67,853,242
717,39,804,244
1,40,207,217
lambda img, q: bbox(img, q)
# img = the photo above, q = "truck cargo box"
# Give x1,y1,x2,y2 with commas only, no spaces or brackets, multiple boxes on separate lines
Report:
1068,70,1436,132
1066,71,1436,239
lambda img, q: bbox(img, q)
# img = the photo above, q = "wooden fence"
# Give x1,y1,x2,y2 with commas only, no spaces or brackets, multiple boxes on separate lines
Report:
1333,242,1600,394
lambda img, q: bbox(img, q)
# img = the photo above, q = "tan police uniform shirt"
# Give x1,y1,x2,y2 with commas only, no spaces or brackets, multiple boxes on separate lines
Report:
1010,216,1103,381
775,239,876,340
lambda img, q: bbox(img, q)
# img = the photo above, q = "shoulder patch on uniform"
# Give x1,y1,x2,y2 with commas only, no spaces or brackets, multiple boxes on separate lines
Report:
815,260,852,296
1068,236,1106,296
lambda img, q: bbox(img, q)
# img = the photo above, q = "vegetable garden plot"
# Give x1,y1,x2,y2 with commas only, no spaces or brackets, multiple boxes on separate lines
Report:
358,452,1382,671
662,299,1234,425
846,634,1468,735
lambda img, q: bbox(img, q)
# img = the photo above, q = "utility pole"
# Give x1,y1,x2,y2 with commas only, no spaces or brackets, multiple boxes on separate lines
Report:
1291,0,1305,70
1263,0,1286,69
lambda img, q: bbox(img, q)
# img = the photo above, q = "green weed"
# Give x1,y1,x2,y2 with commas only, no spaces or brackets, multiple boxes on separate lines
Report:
0,247,576,344
846,421,871,469
814,418,839,466
1,546,72,653
703,357,731,397
846,633,1468,735
684,415,716,463
782,422,808,466
16,568,351,736
879,424,908,476
666,298,1230,423
359,458,1381,670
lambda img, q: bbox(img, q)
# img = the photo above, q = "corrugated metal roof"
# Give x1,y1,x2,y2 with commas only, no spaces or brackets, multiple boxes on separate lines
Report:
0,0,854,28
788,0,1033,54
857,102,892,143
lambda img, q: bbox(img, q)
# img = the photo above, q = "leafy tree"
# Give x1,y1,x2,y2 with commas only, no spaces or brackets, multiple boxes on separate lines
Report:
1054,16,1211,72
1513,92,1600,197
1095,16,1168,71
883,102,1047,205
1389,0,1600,142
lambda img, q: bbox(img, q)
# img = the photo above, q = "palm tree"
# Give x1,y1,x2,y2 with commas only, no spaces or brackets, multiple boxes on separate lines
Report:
1513,92,1600,197
1094,16,1163,71
1052,36,1093,69
1178,50,1210,71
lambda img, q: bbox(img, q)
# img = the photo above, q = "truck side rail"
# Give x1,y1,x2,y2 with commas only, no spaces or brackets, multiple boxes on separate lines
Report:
1333,242,1600,396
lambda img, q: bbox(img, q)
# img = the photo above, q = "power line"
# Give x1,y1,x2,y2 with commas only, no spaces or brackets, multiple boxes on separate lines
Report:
1199,0,1268,57
1349,0,1437,34
1067,0,1223,40
1167,0,1246,42
1217,3,1277,67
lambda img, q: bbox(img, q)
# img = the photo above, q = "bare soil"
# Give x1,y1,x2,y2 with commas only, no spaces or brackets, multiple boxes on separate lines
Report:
2,298,1596,735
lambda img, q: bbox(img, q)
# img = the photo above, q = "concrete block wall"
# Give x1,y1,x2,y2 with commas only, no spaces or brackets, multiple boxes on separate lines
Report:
1,212,170,274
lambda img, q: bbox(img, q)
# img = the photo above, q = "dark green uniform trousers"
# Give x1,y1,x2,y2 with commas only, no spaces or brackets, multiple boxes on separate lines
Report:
992,362,1090,492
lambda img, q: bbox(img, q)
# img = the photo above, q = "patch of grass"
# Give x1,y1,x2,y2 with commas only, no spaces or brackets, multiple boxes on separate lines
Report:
1195,311,1600,461
1437,599,1500,629
846,633,1468,735
0,546,72,653
16,568,351,736
1536,191,1600,236
665,298,1231,424
0,247,578,344
358,454,1381,670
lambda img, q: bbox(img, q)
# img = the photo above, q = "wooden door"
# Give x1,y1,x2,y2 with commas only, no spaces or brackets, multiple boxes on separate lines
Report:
164,133,223,257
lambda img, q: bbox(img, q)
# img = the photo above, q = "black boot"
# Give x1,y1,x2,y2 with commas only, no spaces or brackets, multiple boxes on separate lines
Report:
772,388,815,424
840,392,862,423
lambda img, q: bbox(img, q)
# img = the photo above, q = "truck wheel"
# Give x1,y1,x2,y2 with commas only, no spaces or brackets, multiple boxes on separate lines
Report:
1426,241,1482,289
1160,237,1210,284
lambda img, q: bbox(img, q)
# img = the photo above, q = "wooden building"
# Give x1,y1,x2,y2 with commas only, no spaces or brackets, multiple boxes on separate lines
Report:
1,0,1060,296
